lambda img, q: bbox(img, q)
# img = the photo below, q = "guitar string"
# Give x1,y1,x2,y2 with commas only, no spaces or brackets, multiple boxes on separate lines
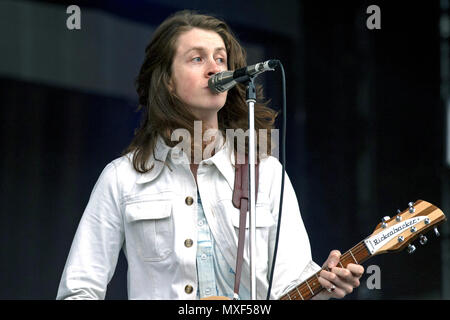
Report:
286,244,366,300
284,253,360,299
284,242,369,300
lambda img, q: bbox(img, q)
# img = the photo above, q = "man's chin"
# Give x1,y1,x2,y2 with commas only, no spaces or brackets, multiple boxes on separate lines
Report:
186,104,224,119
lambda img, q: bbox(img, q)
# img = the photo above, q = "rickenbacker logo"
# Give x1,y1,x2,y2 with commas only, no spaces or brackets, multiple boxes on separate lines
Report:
364,217,425,254
372,218,420,245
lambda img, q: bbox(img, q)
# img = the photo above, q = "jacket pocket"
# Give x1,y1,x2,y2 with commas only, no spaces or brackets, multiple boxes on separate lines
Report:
231,205,275,248
231,205,275,229
231,205,275,267
125,200,173,262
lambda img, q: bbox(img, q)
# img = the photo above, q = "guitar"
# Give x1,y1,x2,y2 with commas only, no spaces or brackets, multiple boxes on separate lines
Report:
279,199,446,300
203,199,446,300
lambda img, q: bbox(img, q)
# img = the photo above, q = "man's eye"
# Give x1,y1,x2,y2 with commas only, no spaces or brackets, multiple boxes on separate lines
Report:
217,58,226,64
192,57,202,62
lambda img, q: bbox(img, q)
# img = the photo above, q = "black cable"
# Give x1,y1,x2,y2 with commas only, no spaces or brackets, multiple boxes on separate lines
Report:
266,60,286,300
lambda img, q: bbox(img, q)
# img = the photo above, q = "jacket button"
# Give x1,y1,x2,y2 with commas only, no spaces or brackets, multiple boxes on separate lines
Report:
185,196,194,206
185,285,194,294
184,239,193,248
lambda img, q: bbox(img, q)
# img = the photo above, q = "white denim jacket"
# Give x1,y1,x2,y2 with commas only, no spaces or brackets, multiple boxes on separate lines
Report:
57,137,320,300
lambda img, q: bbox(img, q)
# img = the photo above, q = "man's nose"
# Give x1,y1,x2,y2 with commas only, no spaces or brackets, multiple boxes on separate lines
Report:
206,60,222,78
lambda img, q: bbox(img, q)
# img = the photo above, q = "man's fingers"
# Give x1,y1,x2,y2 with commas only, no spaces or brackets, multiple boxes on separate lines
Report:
318,254,364,299
347,263,364,277
317,275,346,298
325,250,341,269
320,269,358,294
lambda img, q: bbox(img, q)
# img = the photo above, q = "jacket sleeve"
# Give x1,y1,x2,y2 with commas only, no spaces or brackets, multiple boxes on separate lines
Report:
266,158,321,299
56,162,124,300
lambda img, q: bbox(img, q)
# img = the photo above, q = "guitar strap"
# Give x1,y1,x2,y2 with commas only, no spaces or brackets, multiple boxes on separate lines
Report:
232,154,259,299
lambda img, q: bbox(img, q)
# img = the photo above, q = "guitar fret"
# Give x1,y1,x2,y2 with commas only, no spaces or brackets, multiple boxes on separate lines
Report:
305,280,314,295
313,274,320,292
315,273,320,282
296,287,304,300
349,249,358,264
338,261,344,268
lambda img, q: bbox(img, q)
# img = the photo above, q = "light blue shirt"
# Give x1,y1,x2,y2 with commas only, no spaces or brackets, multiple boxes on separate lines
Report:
196,191,250,299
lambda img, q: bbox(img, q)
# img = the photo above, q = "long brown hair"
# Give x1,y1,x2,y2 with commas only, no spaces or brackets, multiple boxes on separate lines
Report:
123,10,278,173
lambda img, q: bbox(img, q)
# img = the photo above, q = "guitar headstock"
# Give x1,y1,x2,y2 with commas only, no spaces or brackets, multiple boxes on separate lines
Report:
364,200,446,256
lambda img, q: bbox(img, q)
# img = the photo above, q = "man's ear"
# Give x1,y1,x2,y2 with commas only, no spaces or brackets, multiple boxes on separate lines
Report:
167,77,174,93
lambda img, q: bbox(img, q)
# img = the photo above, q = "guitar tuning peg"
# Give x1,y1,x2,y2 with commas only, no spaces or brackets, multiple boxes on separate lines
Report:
419,235,428,245
407,244,416,254
381,216,390,228
434,227,440,237
408,202,415,213
397,209,401,214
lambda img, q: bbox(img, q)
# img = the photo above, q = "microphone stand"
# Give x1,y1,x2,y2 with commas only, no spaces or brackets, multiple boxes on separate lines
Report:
209,60,281,300
245,77,257,300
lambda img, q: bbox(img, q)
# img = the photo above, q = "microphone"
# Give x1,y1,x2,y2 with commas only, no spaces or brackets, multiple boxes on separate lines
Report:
208,59,278,93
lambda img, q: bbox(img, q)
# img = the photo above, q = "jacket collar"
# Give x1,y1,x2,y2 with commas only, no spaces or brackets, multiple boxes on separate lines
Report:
135,135,235,190
201,138,235,191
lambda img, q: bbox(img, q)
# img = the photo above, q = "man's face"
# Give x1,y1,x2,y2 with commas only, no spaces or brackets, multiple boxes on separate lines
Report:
169,28,228,122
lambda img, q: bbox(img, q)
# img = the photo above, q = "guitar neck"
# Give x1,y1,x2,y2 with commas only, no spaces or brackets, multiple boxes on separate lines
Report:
279,241,371,300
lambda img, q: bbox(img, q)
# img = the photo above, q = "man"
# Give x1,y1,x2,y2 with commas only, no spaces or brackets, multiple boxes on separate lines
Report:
57,10,363,300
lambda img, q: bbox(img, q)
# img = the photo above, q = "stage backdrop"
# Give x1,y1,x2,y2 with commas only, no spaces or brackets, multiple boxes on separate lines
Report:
0,0,447,300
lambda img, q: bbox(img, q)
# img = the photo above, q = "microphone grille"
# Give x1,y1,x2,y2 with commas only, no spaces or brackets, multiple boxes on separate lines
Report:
268,59,279,68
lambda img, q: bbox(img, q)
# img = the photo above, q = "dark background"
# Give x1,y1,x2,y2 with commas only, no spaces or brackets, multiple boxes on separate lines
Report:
1,0,449,300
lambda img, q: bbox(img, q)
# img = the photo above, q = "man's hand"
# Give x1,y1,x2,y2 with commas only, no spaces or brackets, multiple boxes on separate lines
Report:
312,250,364,300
